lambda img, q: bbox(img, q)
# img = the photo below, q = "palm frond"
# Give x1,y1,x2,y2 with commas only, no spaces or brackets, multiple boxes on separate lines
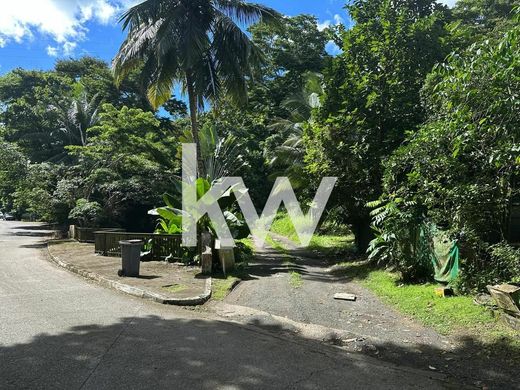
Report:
214,0,282,26
114,0,282,111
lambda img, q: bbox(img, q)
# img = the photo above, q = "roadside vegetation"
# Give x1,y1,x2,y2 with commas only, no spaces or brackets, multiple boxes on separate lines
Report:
289,271,304,288
211,275,241,301
333,261,520,353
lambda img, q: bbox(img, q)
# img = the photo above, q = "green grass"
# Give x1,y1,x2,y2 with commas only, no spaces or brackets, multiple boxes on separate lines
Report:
265,234,290,254
236,237,254,251
270,213,300,241
212,275,241,301
289,271,303,288
363,270,495,333
334,261,520,347
162,284,187,294
269,212,355,255
307,235,354,254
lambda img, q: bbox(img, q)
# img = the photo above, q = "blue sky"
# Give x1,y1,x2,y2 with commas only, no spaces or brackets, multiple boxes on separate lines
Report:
0,0,455,75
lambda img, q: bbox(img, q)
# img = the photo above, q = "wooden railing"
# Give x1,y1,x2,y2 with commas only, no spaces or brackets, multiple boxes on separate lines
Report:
72,226,124,243
94,231,185,261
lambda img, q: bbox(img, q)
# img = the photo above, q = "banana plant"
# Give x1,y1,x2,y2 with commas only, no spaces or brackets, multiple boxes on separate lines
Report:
150,178,249,240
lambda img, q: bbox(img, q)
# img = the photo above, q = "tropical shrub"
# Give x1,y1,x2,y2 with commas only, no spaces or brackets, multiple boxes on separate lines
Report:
368,197,433,282
234,241,253,269
68,199,102,227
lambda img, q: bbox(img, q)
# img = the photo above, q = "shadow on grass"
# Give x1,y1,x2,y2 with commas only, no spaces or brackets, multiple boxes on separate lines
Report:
0,314,518,388
326,260,376,282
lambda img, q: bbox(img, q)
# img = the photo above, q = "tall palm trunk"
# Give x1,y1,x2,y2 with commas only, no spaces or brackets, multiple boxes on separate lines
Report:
186,73,205,178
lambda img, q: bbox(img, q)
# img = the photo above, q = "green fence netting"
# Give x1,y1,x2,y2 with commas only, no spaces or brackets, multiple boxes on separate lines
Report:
431,231,459,284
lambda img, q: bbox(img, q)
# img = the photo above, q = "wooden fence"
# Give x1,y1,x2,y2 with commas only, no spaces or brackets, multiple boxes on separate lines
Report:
94,231,185,261
70,226,124,243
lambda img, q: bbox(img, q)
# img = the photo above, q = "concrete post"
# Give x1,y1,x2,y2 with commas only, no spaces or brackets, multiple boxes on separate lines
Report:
200,232,213,275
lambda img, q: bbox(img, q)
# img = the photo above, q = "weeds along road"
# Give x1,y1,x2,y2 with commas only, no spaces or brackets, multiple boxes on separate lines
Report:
0,221,456,389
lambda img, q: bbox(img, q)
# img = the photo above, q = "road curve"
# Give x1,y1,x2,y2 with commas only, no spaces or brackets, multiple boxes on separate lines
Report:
0,221,454,389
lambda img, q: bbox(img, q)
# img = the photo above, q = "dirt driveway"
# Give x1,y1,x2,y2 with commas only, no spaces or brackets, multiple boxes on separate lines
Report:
212,234,518,389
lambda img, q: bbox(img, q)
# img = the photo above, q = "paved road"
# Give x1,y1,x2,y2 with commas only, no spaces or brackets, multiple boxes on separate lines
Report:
0,221,455,389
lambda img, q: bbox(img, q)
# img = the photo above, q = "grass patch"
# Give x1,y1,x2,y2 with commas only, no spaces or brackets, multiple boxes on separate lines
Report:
265,235,290,254
289,271,303,288
212,275,241,301
307,235,355,255
162,284,187,294
269,212,355,255
236,237,254,251
270,213,300,241
335,261,520,347
363,270,495,334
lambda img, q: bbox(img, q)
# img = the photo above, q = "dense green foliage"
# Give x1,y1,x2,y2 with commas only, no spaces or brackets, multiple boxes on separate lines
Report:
368,4,520,288
67,104,178,229
0,58,180,228
0,0,518,290
306,0,451,252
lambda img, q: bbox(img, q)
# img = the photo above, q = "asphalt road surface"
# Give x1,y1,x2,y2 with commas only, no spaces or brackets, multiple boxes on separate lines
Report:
0,221,456,389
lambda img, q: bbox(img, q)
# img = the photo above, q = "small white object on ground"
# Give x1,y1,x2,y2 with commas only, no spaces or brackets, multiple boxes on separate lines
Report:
334,293,357,301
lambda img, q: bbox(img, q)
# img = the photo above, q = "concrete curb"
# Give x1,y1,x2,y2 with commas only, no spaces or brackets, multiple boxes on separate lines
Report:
46,241,212,306
228,278,241,293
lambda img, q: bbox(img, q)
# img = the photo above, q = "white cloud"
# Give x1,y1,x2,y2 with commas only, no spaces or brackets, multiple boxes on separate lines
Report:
0,0,128,56
318,13,346,32
63,41,78,56
46,45,59,57
317,20,331,32
80,0,119,24
333,14,344,25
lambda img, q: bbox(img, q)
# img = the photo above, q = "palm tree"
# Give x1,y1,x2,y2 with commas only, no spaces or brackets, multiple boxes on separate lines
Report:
50,87,100,159
267,72,323,187
177,124,248,182
113,0,281,177
60,92,101,147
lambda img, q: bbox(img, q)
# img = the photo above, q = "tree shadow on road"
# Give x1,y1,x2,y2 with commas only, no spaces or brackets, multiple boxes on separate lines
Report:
243,244,370,284
10,231,53,238
10,224,57,231
0,314,518,389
